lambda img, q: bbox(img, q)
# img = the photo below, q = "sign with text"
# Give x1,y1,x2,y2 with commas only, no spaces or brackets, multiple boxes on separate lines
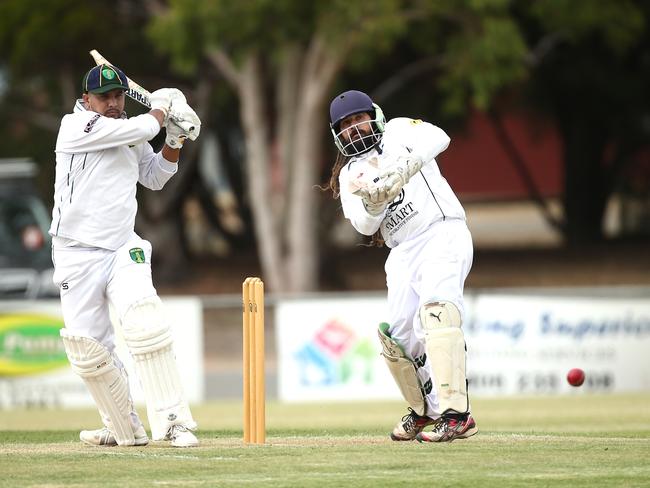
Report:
276,294,650,402
0,297,204,409
464,294,650,395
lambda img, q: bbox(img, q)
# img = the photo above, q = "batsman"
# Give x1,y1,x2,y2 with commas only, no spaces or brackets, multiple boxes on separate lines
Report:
326,90,477,442
49,62,201,447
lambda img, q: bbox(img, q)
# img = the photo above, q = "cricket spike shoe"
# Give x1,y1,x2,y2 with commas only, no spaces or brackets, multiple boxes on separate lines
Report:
80,425,149,446
416,414,478,443
166,424,199,447
391,407,436,441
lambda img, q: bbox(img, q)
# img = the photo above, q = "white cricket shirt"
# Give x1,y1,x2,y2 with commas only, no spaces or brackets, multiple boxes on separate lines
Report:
49,100,177,250
338,117,466,248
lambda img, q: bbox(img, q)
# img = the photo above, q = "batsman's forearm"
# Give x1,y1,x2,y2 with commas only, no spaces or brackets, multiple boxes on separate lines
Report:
149,109,166,127
162,145,180,163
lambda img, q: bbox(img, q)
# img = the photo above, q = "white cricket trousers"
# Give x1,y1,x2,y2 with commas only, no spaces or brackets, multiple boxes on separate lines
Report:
52,234,157,352
384,218,473,416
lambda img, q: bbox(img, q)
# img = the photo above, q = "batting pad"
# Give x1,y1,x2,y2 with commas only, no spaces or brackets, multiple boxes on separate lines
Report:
419,302,469,415
60,330,136,446
378,323,429,416
122,296,196,440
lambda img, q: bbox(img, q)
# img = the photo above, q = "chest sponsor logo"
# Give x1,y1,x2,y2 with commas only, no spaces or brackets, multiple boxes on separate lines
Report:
387,190,405,211
129,247,146,263
384,191,418,234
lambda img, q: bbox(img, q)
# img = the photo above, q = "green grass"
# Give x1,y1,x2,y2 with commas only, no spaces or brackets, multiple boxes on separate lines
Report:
1,394,649,487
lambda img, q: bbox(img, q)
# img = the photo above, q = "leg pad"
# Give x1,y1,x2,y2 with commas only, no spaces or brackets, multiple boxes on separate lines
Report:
378,323,430,416
122,296,196,440
420,302,469,415
60,330,136,446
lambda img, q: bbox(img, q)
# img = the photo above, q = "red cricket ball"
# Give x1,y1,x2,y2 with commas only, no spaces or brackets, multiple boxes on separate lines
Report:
567,368,585,387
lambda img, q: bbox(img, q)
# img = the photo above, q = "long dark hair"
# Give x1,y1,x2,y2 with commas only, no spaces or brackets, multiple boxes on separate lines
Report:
324,152,384,247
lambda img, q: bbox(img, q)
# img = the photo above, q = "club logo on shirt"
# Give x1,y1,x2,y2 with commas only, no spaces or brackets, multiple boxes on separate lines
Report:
84,113,101,133
129,248,146,264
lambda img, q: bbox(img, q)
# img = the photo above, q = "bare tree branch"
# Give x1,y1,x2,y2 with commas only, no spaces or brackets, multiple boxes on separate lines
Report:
525,32,566,67
372,56,441,103
141,0,165,16
488,108,567,234
205,47,241,89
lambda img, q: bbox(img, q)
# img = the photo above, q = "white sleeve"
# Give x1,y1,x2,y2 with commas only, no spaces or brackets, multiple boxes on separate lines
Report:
138,144,178,191
388,118,450,165
56,112,161,154
338,164,384,236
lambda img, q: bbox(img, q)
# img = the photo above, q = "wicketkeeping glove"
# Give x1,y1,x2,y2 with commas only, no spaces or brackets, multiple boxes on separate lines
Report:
359,186,390,216
379,155,424,189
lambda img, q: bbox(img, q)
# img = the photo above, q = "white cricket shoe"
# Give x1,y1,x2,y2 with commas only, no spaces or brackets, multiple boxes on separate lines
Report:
391,407,436,441
416,414,478,443
80,425,149,446
166,424,199,447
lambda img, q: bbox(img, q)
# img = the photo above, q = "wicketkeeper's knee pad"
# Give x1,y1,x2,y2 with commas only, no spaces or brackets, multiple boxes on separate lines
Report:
419,301,469,415
378,323,431,416
122,296,196,440
60,330,136,446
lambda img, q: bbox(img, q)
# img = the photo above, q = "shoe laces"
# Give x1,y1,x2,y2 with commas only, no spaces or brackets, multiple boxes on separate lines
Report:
167,424,190,439
431,417,452,434
402,408,422,432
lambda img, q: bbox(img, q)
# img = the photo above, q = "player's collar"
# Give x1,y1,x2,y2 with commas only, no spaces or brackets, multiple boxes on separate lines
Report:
349,147,380,165
73,99,87,113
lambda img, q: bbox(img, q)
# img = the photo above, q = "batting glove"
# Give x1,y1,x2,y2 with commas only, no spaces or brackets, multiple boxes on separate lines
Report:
167,101,201,141
165,120,189,149
149,88,177,124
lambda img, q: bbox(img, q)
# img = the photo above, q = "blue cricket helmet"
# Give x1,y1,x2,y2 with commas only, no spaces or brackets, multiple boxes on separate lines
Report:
329,90,386,157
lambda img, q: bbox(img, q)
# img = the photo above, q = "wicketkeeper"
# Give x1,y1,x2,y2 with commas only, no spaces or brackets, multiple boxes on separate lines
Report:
49,63,201,447
326,90,478,442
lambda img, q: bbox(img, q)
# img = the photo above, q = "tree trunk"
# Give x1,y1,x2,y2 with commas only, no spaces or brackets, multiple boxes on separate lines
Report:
560,116,609,244
240,55,286,291
217,42,343,292
286,39,342,291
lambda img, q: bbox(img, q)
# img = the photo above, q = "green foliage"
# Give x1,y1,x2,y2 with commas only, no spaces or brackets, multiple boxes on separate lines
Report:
0,0,114,75
149,0,320,74
441,14,527,114
531,0,645,53
316,0,410,69
148,0,415,76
